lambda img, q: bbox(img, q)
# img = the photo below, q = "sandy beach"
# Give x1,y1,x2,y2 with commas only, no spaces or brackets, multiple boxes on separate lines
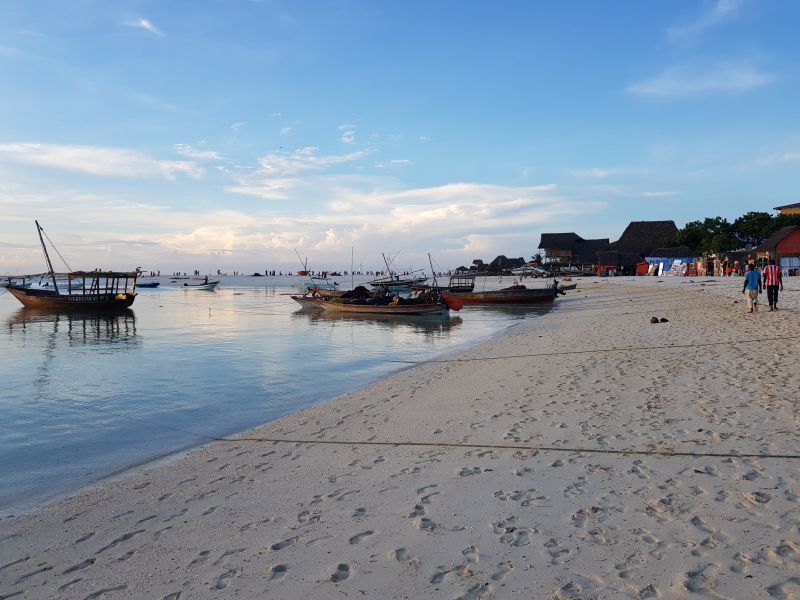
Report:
1,277,799,600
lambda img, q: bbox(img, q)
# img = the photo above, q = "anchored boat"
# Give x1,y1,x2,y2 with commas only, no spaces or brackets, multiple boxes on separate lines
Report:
4,221,139,310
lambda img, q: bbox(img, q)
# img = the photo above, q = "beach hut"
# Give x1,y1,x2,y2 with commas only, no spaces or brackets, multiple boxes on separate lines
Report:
755,225,800,275
537,233,609,267
774,203,800,216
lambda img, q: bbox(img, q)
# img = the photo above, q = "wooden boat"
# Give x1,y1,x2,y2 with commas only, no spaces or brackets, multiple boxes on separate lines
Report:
413,273,475,294
301,296,452,315
294,284,458,315
137,281,160,288
443,283,558,305
4,222,138,310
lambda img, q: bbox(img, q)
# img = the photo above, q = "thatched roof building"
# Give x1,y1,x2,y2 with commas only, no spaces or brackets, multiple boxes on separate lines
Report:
610,221,679,256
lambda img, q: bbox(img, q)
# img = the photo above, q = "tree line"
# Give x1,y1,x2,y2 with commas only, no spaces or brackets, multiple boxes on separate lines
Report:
666,211,800,254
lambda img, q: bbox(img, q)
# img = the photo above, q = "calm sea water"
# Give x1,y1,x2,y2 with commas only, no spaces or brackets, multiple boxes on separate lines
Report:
0,275,553,516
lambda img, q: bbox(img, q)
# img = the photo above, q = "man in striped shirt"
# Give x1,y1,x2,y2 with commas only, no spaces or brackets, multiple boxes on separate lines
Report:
762,259,784,311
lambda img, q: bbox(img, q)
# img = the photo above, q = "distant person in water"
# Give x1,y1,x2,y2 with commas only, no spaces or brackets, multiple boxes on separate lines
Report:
762,259,783,311
204,275,208,284
742,263,762,313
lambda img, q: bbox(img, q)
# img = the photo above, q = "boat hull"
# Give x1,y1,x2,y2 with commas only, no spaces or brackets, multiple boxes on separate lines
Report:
305,298,450,315
182,281,219,290
445,288,557,305
5,285,137,309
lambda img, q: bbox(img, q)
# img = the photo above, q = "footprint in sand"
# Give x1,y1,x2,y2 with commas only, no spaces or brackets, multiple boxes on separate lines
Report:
461,546,479,564
349,530,375,545
393,548,412,562
331,563,351,582
189,550,211,567
298,510,321,524
270,537,297,551
269,564,287,581
491,562,514,581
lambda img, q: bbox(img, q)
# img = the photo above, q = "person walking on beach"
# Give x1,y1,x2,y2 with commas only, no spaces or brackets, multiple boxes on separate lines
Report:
762,259,783,311
742,263,762,313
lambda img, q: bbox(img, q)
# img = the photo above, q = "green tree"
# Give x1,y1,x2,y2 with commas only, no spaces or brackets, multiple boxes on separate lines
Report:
732,211,774,246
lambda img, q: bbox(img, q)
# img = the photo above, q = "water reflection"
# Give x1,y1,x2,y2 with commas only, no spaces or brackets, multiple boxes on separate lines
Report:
6,308,139,347
459,305,554,319
293,310,463,335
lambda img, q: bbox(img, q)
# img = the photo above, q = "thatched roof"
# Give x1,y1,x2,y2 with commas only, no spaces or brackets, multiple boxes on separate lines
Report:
648,246,695,257
596,250,641,267
538,233,583,249
488,255,526,269
611,221,679,255
755,225,800,252
572,238,609,262
774,202,800,210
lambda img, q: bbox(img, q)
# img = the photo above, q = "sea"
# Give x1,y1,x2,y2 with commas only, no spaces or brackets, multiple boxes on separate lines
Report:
0,275,554,516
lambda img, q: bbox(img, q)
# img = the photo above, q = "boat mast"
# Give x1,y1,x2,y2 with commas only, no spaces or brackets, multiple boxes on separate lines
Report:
35,220,59,293
428,253,439,292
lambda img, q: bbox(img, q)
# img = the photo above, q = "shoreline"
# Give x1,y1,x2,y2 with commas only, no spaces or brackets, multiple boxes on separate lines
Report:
0,302,544,521
1,278,798,599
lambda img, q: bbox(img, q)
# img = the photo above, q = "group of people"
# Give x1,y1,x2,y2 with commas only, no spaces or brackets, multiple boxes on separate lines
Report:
742,259,784,313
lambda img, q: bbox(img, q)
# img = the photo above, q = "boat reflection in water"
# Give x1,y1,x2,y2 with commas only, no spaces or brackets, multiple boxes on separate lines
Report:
459,304,554,321
293,309,463,337
6,308,139,347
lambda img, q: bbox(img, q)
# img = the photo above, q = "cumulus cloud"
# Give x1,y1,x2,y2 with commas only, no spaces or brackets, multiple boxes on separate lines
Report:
125,18,164,37
628,62,773,97
175,144,222,160
226,147,368,200
0,143,202,179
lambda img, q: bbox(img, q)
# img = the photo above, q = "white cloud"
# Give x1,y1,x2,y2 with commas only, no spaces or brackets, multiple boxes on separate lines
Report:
280,127,292,136
755,151,800,166
375,159,412,169
667,0,742,43
175,144,222,160
230,122,244,131
643,191,681,197
566,167,649,178
226,147,369,200
0,173,605,273
125,18,164,37
628,62,773,97
0,143,202,180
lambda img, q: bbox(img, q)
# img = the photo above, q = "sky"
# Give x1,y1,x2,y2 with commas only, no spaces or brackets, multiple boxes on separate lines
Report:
1,0,799,274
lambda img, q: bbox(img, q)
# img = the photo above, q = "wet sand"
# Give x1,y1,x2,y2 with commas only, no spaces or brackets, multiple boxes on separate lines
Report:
1,277,799,599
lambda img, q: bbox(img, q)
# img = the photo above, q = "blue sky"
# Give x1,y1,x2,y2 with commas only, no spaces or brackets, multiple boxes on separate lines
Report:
1,0,799,273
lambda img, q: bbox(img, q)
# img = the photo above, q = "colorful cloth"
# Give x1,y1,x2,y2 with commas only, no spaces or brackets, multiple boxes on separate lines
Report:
763,264,781,286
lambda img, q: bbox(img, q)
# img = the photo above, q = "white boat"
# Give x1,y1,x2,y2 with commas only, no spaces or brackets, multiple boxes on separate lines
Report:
182,280,219,290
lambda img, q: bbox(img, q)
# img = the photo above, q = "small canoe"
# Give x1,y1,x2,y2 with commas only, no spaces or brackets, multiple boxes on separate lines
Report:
137,282,160,288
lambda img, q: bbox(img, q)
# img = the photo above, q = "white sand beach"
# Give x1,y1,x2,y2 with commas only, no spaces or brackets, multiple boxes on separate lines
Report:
1,277,799,600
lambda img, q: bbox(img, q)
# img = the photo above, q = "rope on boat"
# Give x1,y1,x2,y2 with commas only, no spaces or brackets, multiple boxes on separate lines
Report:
211,434,800,461
387,333,800,364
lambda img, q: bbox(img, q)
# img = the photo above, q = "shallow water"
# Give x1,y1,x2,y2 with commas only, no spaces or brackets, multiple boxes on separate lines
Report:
0,275,554,515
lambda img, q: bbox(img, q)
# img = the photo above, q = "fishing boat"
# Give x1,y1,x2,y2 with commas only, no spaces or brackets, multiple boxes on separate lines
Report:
3,221,139,310
137,281,160,288
302,296,454,315
443,278,558,306
293,284,459,315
